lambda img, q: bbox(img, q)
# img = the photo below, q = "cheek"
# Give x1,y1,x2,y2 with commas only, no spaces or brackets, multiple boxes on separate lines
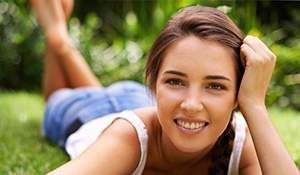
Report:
155,86,183,123
156,85,181,105
209,99,234,131
204,94,236,122
205,92,236,109
156,89,173,117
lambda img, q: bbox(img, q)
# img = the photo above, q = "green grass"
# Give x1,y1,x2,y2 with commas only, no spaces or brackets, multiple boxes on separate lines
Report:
0,91,69,174
268,107,300,169
0,91,299,174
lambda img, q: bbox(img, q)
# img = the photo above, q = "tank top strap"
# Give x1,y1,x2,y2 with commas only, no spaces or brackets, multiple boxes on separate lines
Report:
117,110,148,175
227,113,247,175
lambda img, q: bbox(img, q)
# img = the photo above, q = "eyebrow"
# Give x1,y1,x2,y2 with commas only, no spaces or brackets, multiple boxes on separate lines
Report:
163,70,232,82
163,70,188,77
204,75,232,82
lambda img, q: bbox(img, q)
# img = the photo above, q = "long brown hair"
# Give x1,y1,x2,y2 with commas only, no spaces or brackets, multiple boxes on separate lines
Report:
145,6,244,174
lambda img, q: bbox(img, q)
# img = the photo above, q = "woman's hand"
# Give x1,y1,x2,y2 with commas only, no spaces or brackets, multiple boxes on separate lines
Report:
238,35,276,115
238,36,300,175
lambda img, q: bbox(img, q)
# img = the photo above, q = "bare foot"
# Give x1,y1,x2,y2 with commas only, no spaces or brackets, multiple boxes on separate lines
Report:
30,0,74,55
61,0,74,21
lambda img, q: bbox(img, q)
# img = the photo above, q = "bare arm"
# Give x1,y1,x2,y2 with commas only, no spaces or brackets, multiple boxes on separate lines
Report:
47,119,141,175
239,127,262,175
238,35,299,174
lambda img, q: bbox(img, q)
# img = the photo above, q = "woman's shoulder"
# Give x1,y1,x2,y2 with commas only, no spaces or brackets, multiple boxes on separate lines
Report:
133,107,159,135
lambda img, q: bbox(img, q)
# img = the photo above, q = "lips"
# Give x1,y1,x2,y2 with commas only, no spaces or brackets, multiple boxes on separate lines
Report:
175,119,208,130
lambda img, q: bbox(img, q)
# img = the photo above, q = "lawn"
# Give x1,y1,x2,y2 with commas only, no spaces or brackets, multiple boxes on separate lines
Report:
0,91,69,174
0,91,299,174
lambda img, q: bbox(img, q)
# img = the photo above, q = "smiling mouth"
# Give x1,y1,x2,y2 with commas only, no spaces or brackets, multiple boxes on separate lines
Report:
175,119,209,130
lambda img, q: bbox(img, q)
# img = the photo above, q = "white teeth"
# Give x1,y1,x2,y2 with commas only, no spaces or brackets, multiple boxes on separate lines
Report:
176,120,206,130
184,122,190,128
190,123,195,129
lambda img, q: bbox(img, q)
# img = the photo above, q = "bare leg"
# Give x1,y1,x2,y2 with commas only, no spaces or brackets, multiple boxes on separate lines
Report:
43,45,68,100
30,0,102,100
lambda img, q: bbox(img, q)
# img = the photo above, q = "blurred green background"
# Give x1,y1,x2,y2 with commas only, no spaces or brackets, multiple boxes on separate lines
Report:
0,0,300,173
0,0,300,111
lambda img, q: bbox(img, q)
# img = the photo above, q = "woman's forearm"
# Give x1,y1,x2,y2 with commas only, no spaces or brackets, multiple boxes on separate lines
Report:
243,105,299,175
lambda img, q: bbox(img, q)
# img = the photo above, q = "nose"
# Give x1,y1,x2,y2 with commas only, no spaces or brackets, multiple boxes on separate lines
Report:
180,88,204,115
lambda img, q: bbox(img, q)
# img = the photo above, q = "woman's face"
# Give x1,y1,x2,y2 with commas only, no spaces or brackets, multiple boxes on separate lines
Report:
155,35,238,153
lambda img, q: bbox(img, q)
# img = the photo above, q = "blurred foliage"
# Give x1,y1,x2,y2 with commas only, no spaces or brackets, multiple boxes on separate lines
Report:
0,0,299,110
0,0,43,90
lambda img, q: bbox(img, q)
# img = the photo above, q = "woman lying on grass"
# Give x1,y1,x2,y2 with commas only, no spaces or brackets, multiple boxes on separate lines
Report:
30,0,299,174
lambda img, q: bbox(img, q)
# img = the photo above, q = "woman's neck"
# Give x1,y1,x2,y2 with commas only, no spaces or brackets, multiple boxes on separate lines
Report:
159,129,213,166
145,118,215,174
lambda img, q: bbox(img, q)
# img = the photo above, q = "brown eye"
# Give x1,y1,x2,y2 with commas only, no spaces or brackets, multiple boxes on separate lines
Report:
166,79,184,86
207,84,225,90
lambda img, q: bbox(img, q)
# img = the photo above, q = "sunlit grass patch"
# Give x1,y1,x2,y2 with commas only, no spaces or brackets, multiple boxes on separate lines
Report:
269,107,300,169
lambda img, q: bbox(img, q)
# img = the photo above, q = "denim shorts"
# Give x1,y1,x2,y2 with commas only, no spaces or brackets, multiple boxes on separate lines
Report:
42,81,155,147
